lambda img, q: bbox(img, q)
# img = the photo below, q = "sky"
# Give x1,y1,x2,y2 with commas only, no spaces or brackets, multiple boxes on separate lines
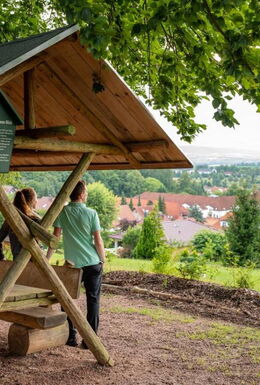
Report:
150,95,260,156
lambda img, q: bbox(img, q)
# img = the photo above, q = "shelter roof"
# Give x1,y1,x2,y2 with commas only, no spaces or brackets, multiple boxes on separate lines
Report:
0,25,192,171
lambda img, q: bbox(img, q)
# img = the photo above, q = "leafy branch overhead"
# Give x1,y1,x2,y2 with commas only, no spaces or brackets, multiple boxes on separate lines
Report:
1,0,259,141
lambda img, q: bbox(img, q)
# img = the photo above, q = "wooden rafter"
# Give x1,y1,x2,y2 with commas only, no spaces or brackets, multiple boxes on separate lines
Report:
43,63,141,168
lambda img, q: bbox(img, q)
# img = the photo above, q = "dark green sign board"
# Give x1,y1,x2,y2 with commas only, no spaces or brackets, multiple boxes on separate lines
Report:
0,91,23,173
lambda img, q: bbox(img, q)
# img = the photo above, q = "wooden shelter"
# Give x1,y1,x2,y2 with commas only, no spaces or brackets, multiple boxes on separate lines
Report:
0,24,192,366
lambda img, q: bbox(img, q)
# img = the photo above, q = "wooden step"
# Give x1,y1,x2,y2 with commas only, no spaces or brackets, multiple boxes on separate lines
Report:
0,307,67,329
8,321,69,355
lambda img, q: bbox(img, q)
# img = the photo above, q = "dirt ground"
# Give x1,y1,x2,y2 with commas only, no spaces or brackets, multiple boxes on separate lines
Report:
0,272,259,385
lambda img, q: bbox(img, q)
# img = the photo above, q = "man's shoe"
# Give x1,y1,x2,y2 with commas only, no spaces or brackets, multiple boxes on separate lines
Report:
66,337,78,347
81,340,89,350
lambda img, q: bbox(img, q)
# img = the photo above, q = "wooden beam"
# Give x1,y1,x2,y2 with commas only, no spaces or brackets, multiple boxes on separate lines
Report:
0,307,67,329
8,322,69,355
1,296,57,312
24,68,36,129
15,125,76,139
10,160,192,172
13,136,168,155
44,62,140,168
0,153,95,307
0,54,46,87
0,185,114,366
18,210,59,249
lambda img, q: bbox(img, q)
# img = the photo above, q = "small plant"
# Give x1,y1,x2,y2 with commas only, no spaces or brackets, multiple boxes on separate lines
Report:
152,245,172,274
233,263,256,289
177,249,207,280
105,250,117,272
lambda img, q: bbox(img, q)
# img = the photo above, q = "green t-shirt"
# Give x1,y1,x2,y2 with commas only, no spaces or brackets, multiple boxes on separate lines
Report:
54,202,101,268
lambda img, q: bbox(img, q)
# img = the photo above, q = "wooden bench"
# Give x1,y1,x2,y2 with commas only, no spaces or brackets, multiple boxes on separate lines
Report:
0,261,83,355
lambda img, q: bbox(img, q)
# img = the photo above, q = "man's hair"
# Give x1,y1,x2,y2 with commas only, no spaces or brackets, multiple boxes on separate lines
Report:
70,180,86,201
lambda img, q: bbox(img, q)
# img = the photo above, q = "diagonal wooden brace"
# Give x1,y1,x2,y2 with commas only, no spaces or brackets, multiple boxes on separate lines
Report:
0,153,95,307
0,184,114,366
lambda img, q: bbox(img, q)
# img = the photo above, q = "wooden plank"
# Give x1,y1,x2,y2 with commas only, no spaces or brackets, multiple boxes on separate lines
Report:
0,307,67,329
6,285,51,302
0,261,82,299
8,321,69,355
1,295,57,312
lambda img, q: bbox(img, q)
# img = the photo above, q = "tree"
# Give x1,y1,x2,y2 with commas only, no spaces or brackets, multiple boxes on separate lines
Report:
120,193,127,205
122,225,142,258
144,177,166,192
225,190,260,266
1,1,258,142
137,196,141,206
0,172,21,187
158,195,166,214
129,198,134,211
188,205,204,222
86,182,117,230
134,205,166,259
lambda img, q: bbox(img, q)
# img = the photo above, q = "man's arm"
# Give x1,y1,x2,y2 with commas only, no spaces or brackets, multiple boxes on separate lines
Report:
93,230,105,263
46,227,62,260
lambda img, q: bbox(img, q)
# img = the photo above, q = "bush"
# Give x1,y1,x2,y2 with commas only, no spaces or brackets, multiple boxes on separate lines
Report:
152,245,172,274
122,225,142,258
192,230,228,261
177,249,207,280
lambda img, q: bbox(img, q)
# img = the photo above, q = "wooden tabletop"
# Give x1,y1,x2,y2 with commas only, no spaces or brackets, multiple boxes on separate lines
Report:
5,284,52,302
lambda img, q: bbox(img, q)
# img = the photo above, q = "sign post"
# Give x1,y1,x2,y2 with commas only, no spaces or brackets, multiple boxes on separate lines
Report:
0,91,23,173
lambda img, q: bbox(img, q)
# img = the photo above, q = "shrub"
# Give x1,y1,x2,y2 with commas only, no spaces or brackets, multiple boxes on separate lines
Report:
192,230,228,261
152,245,172,274
122,225,142,258
177,249,207,280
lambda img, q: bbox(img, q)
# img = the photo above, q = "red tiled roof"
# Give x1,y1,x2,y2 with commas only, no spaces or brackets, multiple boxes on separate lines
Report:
36,196,54,210
133,192,236,211
113,205,136,226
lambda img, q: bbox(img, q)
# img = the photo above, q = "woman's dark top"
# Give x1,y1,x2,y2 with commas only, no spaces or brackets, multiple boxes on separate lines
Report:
0,214,41,260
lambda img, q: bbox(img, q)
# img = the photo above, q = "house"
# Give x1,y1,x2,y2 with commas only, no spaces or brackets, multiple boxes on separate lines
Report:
112,205,137,228
162,219,219,244
133,192,235,219
36,196,54,211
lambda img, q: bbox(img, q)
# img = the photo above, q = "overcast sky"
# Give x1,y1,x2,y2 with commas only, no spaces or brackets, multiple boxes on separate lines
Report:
150,95,260,156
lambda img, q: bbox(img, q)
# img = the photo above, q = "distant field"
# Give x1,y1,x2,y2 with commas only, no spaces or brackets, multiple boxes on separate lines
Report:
50,252,260,292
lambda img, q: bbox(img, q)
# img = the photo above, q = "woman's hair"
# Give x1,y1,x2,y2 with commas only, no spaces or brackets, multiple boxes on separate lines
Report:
70,181,86,201
13,188,37,217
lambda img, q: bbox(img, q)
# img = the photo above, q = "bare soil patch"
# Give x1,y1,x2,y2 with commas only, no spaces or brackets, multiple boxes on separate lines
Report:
0,272,259,385
103,271,260,327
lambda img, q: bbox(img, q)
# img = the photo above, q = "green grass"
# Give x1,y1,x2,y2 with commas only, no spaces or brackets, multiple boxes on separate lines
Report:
179,322,260,346
49,250,260,291
102,303,196,323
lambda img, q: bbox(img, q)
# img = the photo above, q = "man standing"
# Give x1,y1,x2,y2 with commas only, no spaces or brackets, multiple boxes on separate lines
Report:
47,180,105,347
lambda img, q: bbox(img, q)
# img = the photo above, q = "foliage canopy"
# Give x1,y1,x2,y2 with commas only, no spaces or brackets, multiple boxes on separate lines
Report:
0,0,259,141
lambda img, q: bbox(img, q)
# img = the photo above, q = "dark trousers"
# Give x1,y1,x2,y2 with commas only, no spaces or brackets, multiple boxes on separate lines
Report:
65,263,103,338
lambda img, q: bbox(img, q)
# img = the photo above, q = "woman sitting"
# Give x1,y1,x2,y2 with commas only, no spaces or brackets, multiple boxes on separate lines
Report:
0,188,40,260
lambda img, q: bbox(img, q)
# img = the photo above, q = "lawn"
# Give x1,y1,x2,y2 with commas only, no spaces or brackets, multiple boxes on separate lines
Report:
50,251,260,292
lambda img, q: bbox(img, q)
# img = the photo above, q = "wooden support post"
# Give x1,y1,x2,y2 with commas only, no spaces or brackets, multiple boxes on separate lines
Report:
0,183,114,366
15,125,76,139
24,68,36,130
18,210,59,249
0,153,95,307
